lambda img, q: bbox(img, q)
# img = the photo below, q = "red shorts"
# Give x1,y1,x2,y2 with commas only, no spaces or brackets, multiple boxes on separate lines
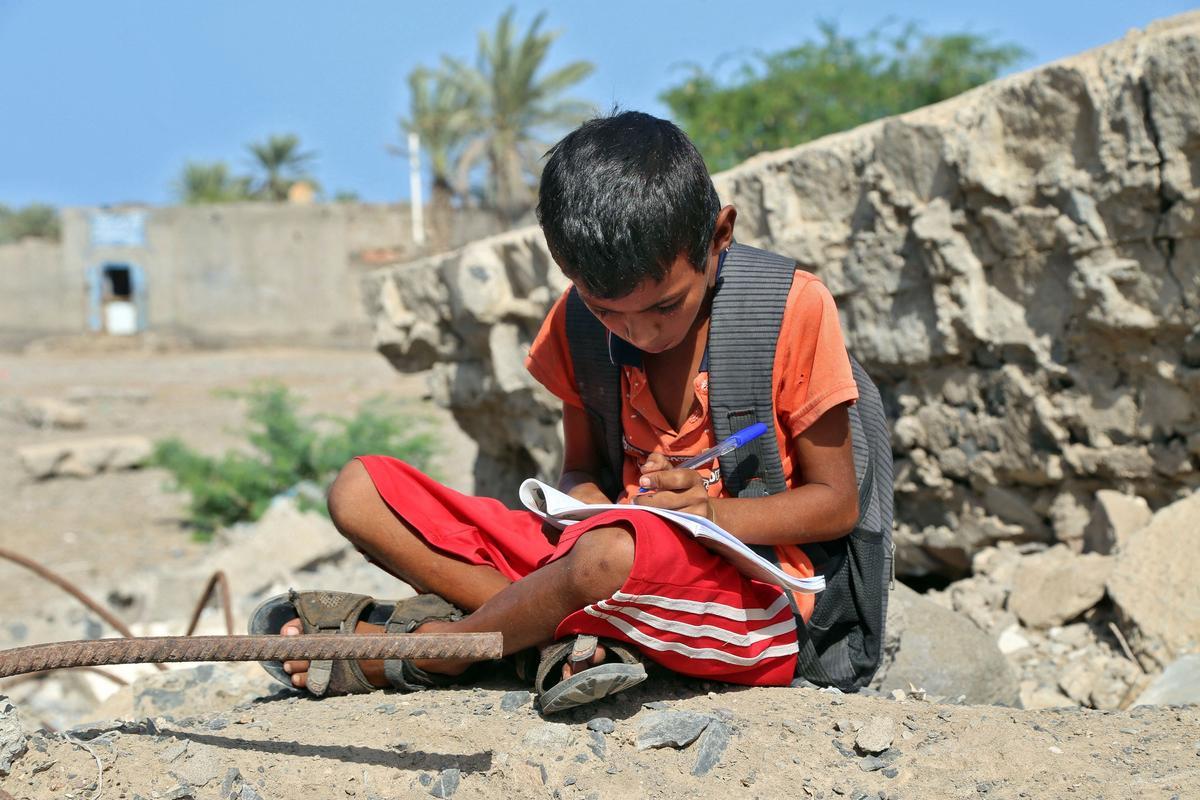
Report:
358,456,799,686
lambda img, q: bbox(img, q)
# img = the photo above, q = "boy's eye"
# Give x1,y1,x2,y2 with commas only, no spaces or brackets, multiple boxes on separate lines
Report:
655,300,683,316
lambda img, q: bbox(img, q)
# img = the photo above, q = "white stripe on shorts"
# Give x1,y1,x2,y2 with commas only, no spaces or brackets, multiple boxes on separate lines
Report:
583,607,799,666
592,599,796,647
606,590,792,622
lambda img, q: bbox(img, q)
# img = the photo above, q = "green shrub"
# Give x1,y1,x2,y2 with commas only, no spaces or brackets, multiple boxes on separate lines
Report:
152,384,435,538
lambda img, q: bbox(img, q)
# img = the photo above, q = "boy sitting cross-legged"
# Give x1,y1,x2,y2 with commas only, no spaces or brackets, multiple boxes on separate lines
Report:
251,110,862,713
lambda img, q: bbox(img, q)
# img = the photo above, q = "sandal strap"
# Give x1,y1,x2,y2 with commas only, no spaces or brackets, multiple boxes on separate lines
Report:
289,590,376,697
380,594,466,691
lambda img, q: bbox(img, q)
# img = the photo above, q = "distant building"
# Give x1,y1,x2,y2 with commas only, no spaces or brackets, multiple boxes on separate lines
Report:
0,202,499,350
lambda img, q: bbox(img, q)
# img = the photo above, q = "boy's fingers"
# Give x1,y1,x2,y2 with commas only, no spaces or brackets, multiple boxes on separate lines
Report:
639,452,671,473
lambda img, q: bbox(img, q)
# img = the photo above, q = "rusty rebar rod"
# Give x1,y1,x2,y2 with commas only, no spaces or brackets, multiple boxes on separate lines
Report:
0,633,504,679
183,570,234,636
0,545,139,640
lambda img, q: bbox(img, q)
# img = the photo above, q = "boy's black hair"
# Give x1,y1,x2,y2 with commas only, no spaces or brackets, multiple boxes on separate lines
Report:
537,110,720,299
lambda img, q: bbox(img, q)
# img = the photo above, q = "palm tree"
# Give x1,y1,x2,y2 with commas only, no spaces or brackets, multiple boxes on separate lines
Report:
397,66,475,248
445,7,595,224
246,134,317,201
174,161,253,204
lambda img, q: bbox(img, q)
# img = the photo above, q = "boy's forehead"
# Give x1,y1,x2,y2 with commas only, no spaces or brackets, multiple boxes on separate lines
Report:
575,253,704,311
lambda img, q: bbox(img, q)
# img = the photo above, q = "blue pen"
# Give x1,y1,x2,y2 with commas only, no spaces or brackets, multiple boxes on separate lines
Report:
638,422,769,493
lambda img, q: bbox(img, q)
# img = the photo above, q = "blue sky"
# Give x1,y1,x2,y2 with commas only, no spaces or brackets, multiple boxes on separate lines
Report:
0,1,1195,208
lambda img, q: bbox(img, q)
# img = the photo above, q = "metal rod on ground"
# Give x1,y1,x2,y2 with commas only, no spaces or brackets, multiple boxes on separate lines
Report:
184,570,234,636
0,633,505,679
0,545,169,672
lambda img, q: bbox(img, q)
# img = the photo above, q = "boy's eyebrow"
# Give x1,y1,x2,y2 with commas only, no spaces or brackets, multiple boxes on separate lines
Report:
587,291,686,314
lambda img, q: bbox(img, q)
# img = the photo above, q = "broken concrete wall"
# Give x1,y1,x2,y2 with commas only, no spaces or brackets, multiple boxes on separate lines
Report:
362,13,1200,577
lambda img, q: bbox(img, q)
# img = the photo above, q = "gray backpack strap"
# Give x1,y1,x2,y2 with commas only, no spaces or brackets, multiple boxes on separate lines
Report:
564,288,624,501
709,242,795,498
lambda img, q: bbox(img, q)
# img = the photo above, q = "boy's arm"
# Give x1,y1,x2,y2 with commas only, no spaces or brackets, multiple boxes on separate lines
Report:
636,404,859,545
557,403,615,505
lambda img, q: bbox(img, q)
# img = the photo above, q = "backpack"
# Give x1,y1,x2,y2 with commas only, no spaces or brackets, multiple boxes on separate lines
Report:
564,241,894,691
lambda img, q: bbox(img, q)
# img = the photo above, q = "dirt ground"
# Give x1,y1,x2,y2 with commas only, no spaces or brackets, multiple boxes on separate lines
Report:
1,346,1199,799
0,345,475,633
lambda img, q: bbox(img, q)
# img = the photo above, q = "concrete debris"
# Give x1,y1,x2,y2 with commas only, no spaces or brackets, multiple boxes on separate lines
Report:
17,435,152,478
1108,491,1200,669
1083,490,1153,555
19,397,85,429
1134,653,1200,706
854,717,896,755
1008,546,1113,629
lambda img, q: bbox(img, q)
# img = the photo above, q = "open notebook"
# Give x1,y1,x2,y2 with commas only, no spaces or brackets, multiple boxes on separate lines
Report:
518,479,825,595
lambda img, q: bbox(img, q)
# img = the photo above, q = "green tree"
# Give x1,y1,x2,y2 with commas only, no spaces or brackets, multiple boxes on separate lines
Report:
661,21,1028,172
246,134,318,201
0,203,61,243
443,7,595,224
174,161,253,204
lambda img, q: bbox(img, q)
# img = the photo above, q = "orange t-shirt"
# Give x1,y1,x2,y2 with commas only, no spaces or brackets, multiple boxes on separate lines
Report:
524,271,859,620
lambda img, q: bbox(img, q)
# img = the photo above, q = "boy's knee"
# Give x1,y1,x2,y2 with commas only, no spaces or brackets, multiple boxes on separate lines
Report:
326,459,374,541
564,526,634,606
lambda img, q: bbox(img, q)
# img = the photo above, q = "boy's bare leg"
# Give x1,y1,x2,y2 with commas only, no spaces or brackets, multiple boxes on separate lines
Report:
282,460,634,689
325,459,513,611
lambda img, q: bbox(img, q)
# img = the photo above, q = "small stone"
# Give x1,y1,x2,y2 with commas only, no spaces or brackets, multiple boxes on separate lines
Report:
419,773,433,786
855,716,895,755
523,723,574,749
977,782,993,793
1049,746,1063,754
375,704,398,715
859,756,886,772
501,691,532,711
643,701,671,710
219,768,242,797
783,719,803,734
883,767,899,779
691,721,731,776
239,785,263,800
588,730,607,760
586,717,615,734
937,710,953,721
563,776,577,786
428,768,460,798
636,711,712,750
410,708,427,717
834,719,859,733
0,700,28,777
206,716,229,731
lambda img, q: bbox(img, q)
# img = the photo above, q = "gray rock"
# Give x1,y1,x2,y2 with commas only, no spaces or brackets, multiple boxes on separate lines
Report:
1108,492,1200,668
1134,653,1200,706
220,767,243,797
522,723,574,750
636,711,713,750
855,717,895,754
586,717,615,734
500,691,532,711
860,756,886,772
17,435,152,478
872,583,1019,706
0,698,27,777
20,397,85,429
587,730,607,760
691,721,731,776
239,785,263,800
1083,490,1153,554
1008,546,1112,629
429,768,461,798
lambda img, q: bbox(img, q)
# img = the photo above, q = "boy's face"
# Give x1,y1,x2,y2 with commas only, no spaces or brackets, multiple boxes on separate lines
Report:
573,204,737,354
575,250,717,354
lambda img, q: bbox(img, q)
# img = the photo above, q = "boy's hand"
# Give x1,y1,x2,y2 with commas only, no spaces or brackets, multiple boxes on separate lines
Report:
634,463,713,520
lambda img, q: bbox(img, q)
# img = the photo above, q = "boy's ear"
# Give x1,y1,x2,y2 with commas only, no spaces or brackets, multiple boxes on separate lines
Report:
712,205,737,255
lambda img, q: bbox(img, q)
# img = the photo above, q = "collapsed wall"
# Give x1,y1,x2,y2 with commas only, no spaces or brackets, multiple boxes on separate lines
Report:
362,13,1200,579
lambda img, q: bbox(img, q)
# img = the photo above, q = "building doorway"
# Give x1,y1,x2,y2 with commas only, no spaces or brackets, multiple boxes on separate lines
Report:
87,263,147,335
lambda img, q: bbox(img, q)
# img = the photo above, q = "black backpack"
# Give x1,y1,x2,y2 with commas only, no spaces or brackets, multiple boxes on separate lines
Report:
564,241,894,691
